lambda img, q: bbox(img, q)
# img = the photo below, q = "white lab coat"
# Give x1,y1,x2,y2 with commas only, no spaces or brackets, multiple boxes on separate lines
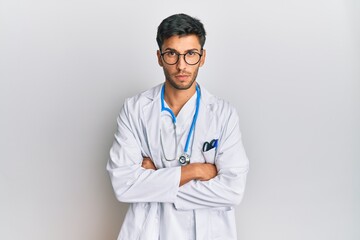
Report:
107,83,249,240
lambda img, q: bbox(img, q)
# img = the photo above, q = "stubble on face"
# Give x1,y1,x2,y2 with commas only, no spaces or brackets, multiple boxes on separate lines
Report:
163,66,200,90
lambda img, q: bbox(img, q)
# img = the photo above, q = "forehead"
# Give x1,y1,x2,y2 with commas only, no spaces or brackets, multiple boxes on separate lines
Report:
162,34,201,51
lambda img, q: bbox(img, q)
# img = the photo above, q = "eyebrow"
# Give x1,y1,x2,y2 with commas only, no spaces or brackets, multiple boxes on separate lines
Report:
163,48,200,53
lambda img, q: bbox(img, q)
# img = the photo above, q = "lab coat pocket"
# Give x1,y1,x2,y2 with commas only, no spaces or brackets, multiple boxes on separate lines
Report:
201,148,216,164
210,207,237,240
138,203,159,240
119,203,159,240
118,203,149,239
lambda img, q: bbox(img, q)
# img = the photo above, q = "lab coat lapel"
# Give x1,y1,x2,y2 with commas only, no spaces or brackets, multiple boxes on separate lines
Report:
142,85,163,168
196,86,216,144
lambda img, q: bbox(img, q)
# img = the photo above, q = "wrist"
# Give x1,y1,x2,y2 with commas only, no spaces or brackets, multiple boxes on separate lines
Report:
188,163,200,180
179,163,200,187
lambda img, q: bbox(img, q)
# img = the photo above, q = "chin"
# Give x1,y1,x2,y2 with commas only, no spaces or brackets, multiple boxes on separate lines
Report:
170,81,195,90
169,76,196,89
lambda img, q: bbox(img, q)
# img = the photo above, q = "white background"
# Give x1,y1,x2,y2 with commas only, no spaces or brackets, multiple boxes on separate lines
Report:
1,0,359,239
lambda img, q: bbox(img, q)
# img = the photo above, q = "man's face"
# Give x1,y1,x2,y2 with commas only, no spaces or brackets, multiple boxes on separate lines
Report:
157,34,206,90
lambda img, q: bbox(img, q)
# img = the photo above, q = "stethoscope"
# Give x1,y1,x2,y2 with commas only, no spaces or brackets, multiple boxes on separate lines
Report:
159,84,201,165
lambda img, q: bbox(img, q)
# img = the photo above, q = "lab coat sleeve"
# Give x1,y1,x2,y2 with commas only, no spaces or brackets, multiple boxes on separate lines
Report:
106,100,181,203
174,108,249,210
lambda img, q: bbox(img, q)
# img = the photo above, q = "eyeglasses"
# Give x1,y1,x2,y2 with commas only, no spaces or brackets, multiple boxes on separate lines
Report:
160,50,203,65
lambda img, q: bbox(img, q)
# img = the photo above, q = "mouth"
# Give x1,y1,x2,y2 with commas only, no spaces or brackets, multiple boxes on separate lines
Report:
175,74,190,81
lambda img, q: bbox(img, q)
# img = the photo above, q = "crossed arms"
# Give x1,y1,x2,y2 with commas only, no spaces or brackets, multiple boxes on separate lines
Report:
142,157,217,186
107,99,249,210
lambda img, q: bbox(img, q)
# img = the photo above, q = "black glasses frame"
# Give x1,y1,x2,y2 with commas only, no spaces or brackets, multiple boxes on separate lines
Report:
160,50,203,65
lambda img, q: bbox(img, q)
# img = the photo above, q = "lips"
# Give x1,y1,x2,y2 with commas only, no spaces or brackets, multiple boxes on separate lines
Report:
175,74,190,80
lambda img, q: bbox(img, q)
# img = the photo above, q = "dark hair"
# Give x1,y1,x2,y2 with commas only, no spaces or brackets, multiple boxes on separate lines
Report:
156,13,206,51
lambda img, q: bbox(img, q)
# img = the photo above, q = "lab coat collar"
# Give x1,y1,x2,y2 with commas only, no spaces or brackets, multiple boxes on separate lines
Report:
142,82,216,106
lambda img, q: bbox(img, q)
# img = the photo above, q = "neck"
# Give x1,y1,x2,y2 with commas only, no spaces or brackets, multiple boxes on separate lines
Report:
164,82,197,116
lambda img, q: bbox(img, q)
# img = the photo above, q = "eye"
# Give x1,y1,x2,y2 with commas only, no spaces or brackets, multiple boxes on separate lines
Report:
187,51,195,56
165,51,177,56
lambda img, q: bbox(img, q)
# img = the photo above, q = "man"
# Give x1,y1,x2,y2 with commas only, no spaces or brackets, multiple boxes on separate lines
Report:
107,13,249,240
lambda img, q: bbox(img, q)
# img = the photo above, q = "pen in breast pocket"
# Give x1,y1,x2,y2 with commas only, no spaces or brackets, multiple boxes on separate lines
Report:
202,139,218,152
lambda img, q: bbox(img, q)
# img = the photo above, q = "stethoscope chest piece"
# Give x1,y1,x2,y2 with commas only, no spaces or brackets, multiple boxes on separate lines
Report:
179,153,190,165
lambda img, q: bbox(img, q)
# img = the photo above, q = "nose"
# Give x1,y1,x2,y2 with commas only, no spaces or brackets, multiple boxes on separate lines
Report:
176,54,187,71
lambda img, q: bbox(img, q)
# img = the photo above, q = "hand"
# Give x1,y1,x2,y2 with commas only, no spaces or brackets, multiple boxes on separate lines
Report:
141,157,157,170
180,163,217,186
194,163,217,181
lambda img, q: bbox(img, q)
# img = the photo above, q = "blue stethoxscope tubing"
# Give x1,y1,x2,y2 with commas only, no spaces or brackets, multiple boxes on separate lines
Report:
160,84,201,156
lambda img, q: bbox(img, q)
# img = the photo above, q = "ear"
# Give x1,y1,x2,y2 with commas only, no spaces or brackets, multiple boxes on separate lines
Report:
199,49,206,67
157,50,164,67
